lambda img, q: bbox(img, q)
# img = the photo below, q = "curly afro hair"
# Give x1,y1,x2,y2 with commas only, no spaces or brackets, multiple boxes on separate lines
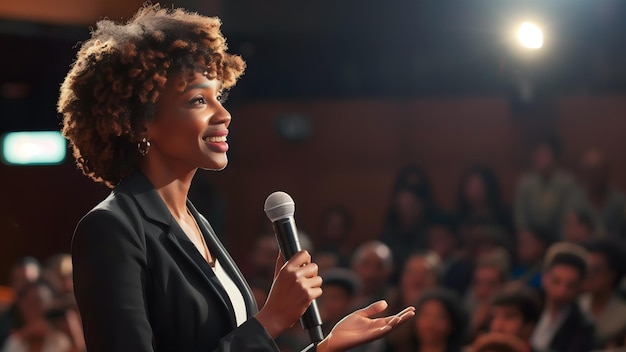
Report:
58,4,245,188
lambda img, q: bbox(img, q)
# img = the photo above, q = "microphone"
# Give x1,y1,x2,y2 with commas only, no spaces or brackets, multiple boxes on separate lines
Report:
264,191,324,343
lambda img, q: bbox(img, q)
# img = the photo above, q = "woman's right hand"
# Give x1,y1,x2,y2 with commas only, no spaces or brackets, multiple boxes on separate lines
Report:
255,250,323,338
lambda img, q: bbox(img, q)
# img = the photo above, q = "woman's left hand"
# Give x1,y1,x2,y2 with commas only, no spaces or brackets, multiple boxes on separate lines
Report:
316,300,415,352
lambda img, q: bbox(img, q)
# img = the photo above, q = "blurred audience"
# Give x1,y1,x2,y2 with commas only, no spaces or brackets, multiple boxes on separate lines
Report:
389,288,466,352
315,205,355,269
426,220,473,296
392,165,435,209
464,248,511,339
514,138,576,237
0,257,41,347
396,252,442,310
350,241,395,310
561,209,597,244
317,268,361,335
567,149,626,237
487,288,541,351
456,166,512,232
530,243,594,352
380,187,434,282
1,281,72,352
6,144,626,352
511,229,550,290
580,238,626,349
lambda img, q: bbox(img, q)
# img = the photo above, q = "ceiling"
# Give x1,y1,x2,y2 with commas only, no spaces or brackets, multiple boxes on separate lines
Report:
0,0,625,131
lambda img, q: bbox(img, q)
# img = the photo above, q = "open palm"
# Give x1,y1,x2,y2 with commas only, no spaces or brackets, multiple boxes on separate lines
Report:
320,300,415,352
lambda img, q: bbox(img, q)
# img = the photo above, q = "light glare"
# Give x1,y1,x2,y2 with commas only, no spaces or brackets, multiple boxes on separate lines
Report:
518,22,543,49
2,131,66,165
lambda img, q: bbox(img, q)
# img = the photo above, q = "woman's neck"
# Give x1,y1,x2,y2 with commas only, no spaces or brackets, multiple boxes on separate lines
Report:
141,161,196,220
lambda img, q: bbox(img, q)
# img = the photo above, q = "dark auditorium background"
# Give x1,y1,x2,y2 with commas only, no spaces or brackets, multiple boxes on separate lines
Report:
1,0,626,281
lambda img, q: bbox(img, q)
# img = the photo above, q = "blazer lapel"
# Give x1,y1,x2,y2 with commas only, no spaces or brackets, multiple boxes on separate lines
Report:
187,201,259,317
118,172,238,327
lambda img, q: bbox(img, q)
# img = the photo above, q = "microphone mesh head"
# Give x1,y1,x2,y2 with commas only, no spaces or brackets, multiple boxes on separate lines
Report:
264,191,295,222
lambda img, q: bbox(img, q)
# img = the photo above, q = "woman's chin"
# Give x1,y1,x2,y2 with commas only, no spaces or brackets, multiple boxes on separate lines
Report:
201,160,228,171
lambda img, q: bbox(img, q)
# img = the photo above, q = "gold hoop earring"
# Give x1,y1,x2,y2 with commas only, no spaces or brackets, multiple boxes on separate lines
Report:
138,137,151,156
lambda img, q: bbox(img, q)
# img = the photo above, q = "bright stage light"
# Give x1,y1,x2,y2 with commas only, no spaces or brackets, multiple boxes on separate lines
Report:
517,22,543,49
1,131,66,165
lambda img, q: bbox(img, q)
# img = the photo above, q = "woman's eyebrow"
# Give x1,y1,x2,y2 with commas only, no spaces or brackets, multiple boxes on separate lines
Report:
182,82,213,93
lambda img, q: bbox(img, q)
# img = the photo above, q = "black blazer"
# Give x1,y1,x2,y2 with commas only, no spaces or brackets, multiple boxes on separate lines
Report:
72,172,306,352
548,303,594,352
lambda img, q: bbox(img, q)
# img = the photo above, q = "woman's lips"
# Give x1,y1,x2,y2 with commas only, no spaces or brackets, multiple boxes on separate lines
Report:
203,135,228,152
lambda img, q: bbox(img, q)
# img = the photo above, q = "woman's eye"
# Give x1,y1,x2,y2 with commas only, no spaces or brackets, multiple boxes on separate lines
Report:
189,96,206,105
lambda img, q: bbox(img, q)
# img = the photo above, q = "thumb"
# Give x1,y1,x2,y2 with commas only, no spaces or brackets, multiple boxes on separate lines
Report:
358,300,388,317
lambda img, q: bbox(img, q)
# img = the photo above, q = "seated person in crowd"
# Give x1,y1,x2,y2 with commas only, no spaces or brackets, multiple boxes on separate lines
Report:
567,149,626,237
511,229,551,290
530,243,594,352
350,241,395,310
1,281,72,352
487,288,541,352
318,268,361,336
561,209,597,245
514,138,576,237
579,238,626,349
0,257,41,347
389,288,467,352
464,248,511,339
427,218,473,297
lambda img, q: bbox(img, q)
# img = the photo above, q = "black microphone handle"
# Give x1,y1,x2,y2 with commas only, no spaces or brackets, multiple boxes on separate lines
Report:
272,217,324,343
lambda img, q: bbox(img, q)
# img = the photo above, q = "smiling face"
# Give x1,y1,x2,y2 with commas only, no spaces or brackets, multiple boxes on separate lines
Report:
145,71,231,174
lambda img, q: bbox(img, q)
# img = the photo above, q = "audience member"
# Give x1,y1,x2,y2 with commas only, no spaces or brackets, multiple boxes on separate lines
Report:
1,281,72,352
530,243,594,352
568,149,626,237
426,219,473,296
396,252,442,310
464,248,511,339
392,165,434,207
318,268,361,336
456,166,512,232
246,233,279,289
350,241,395,310
469,333,529,352
388,289,466,352
561,209,597,244
580,238,626,349
514,138,576,237
0,257,41,347
488,288,541,351
380,187,433,282
315,205,355,268
511,229,551,290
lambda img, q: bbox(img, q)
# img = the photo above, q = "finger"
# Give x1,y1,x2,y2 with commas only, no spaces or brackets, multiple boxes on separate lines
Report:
358,300,389,317
308,287,323,300
286,250,312,268
385,306,416,326
302,275,323,289
295,262,319,278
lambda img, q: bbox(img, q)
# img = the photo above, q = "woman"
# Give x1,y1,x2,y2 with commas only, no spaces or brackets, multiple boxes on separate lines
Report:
58,5,414,352
384,289,465,352
410,289,466,352
456,166,511,232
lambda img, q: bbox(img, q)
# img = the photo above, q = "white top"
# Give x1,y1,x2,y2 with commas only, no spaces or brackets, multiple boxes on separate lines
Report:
1,329,72,352
213,258,247,326
531,306,571,351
